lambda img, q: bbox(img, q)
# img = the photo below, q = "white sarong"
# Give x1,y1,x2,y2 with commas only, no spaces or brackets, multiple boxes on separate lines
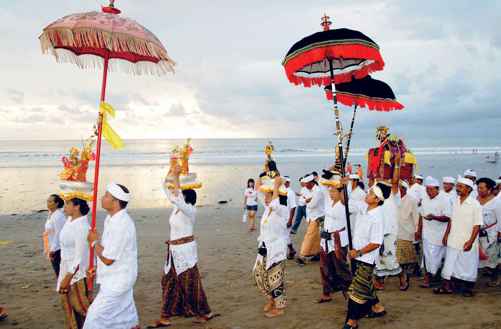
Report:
422,239,446,275
375,233,402,277
83,288,138,329
442,247,479,282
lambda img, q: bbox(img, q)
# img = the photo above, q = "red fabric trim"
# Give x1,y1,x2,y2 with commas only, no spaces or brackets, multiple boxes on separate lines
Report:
325,91,404,111
284,44,384,86
58,46,160,63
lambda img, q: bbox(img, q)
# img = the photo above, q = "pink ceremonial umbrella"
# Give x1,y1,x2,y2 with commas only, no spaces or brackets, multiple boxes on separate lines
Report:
39,0,175,291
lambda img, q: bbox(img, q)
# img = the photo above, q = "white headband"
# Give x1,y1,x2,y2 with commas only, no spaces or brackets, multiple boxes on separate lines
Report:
442,176,456,184
456,176,474,189
107,182,131,202
370,186,384,201
400,180,409,190
301,175,315,183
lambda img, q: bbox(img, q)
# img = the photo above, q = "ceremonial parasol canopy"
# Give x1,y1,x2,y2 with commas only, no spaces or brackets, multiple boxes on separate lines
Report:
39,0,175,291
282,15,384,87
325,75,404,112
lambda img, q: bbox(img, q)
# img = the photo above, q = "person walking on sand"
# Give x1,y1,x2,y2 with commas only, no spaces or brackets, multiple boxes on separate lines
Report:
244,178,259,232
84,183,140,329
284,176,297,259
290,177,310,234
43,194,67,277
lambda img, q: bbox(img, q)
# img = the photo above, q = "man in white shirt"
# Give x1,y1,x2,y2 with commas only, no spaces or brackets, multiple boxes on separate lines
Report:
417,176,452,288
442,176,457,207
408,174,425,206
290,178,309,234
284,177,297,259
297,174,324,265
343,183,388,329
435,177,482,297
348,174,366,203
85,183,139,329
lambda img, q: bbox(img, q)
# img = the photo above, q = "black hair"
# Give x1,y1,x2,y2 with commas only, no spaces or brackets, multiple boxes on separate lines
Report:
267,160,278,172
116,184,129,209
247,178,255,188
312,171,318,177
298,176,304,182
50,194,64,208
279,195,288,206
357,181,365,190
70,198,90,216
376,182,392,200
477,177,496,190
321,169,334,180
182,189,197,206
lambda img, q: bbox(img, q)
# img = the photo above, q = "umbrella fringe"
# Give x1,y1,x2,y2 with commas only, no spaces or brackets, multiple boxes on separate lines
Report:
328,92,404,111
39,27,176,73
46,48,174,76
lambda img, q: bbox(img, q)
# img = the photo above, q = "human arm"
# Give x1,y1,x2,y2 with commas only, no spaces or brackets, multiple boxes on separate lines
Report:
87,230,114,266
442,220,451,246
391,151,401,194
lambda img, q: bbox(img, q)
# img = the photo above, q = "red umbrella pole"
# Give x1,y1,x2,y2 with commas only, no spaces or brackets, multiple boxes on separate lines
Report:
88,55,109,291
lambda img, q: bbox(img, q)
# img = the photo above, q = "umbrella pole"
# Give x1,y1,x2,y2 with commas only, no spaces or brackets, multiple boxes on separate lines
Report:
343,105,358,168
88,56,110,292
328,60,354,256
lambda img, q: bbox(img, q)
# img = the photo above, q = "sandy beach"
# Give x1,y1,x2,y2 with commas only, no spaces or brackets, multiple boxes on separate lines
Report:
1,206,500,329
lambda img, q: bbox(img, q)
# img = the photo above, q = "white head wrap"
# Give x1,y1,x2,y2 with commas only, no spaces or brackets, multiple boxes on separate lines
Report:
400,180,409,190
442,176,456,184
456,176,474,189
349,174,360,180
301,174,315,184
496,179,501,185
370,185,384,201
424,176,440,187
415,174,424,180
463,169,477,178
106,182,131,202
284,176,291,183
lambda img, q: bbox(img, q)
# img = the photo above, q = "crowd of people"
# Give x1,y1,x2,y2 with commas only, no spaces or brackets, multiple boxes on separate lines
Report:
243,162,501,328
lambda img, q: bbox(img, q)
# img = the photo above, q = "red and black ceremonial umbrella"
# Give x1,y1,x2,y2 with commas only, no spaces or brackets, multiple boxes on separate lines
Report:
324,75,404,164
282,14,385,252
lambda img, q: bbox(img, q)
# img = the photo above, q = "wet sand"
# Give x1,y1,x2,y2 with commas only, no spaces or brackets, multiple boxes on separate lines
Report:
1,206,501,329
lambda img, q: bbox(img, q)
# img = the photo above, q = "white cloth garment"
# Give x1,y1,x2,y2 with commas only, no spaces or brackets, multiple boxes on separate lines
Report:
479,197,501,264
441,190,457,208
349,186,367,203
244,188,258,207
83,288,139,329
352,206,385,265
256,198,288,270
306,185,325,221
375,233,402,277
447,196,482,251
397,194,419,242
287,187,297,212
421,193,452,245
56,215,89,291
297,187,310,207
85,209,138,329
408,183,426,204
442,247,479,282
321,200,348,253
382,192,400,236
44,208,67,252
422,239,446,275
164,189,198,275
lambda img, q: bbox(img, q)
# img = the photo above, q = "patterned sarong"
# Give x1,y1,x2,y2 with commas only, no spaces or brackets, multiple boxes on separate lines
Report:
348,261,378,305
160,263,211,318
61,279,90,329
300,220,321,257
253,257,287,309
319,248,352,295
396,239,418,265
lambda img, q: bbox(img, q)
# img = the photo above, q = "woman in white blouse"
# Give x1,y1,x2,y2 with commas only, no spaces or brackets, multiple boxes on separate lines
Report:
44,194,67,277
244,178,259,232
253,176,288,318
58,198,90,329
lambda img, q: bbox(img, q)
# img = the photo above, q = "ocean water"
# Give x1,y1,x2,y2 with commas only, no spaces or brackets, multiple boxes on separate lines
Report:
0,138,500,214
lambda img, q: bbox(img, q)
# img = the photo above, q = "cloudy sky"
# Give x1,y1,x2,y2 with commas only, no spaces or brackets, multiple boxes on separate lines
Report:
0,0,500,143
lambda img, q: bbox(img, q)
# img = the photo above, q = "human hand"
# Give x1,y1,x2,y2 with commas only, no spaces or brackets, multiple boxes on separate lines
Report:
87,230,99,244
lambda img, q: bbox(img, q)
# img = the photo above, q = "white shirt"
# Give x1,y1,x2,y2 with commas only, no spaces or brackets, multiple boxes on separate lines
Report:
382,192,400,235
448,196,483,250
44,209,67,252
421,193,452,245
258,198,288,269
442,190,457,208
287,187,297,212
306,185,325,220
397,194,419,241
244,188,258,207
57,215,89,291
297,187,310,207
322,200,348,253
349,186,367,203
409,183,425,204
96,209,138,294
164,190,198,275
352,206,384,265
479,197,501,243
